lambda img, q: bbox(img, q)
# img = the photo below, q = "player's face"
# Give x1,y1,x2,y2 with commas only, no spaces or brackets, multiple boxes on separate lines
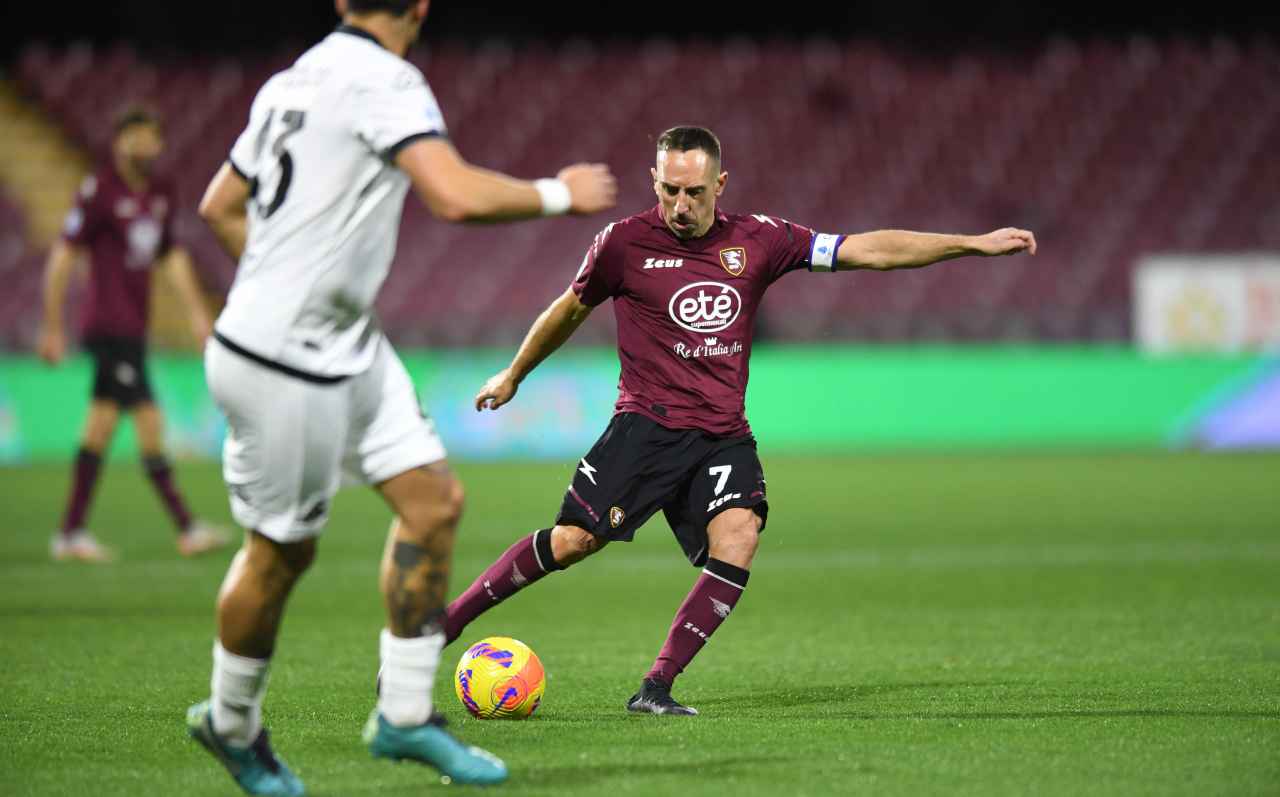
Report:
652,149,727,240
115,123,164,177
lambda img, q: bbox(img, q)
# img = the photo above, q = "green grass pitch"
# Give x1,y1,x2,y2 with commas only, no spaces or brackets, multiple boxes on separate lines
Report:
2,453,1278,795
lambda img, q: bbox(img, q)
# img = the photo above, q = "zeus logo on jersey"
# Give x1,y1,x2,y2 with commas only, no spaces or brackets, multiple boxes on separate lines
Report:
668,282,742,333
644,258,683,269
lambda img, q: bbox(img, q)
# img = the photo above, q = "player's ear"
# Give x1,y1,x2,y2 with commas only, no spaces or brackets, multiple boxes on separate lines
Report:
650,167,660,194
417,0,430,20
716,170,728,197
334,0,348,17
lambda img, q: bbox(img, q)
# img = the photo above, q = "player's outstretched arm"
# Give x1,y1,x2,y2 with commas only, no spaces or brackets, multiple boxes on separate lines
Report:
475,287,593,411
835,227,1037,271
198,163,251,262
161,247,214,348
397,139,617,224
36,240,83,365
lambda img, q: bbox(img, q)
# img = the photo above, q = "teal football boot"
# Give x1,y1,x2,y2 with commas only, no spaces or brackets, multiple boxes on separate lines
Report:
186,701,305,796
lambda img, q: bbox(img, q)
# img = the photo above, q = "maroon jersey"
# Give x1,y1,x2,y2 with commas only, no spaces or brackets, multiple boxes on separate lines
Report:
572,205,836,437
61,165,175,341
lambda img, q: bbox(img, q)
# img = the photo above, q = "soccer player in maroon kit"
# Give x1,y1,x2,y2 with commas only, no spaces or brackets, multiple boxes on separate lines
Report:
451,126,1037,714
37,107,229,562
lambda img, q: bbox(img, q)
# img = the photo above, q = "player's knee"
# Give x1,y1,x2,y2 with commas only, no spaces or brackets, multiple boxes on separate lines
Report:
277,539,317,576
710,509,761,560
550,524,606,566
82,407,119,451
397,475,465,541
444,477,466,526
233,534,315,601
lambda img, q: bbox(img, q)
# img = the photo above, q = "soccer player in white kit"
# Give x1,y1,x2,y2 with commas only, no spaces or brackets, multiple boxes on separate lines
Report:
188,1,617,793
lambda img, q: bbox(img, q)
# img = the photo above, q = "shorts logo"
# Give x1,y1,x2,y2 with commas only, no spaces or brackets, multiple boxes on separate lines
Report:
609,506,625,528
707,492,742,512
301,500,328,523
114,363,137,386
668,281,742,333
719,247,747,277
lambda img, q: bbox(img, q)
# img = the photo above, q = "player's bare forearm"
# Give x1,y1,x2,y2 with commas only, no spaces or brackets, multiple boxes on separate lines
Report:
836,228,1037,270
40,241,79,331
199,162,251,261
398,138,616,223
509,289,593,383
476,288,592,411
163,248,213,344
210,215,248,262
37,241,81,363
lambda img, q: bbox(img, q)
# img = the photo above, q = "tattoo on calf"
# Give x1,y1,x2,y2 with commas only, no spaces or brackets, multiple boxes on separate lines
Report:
387,540,450,637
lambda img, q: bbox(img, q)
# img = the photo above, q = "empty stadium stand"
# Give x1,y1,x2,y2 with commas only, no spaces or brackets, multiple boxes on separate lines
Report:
6,35,1279,349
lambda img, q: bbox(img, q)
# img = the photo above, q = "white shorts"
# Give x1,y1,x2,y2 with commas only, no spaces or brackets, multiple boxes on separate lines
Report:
205,337,446,542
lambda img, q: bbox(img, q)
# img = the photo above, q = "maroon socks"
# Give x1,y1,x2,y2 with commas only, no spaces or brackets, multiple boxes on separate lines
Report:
143,455,194,533
444,528,561,644
646,557,749,687
61,448,103,535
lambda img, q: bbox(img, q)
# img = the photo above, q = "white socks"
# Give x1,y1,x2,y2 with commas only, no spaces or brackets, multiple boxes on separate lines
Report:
377,628,444,727
211,641,270,748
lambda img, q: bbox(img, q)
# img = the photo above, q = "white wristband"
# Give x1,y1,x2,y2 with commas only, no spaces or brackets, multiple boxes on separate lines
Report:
810,233,841,272
534,178,572,216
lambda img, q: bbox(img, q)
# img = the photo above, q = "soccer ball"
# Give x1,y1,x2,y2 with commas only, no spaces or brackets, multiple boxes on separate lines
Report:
453,636,545,719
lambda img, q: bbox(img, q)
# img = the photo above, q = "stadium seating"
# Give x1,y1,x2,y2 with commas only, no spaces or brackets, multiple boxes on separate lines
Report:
0,193,49,347
7,36,1280,348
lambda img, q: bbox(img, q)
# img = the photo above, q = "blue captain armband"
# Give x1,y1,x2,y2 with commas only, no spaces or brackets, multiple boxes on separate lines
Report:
809,233,844,272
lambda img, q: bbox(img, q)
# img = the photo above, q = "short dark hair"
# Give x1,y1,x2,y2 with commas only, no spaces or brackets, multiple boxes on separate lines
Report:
656,126,722,167
347,0,416,14
113,105,162,137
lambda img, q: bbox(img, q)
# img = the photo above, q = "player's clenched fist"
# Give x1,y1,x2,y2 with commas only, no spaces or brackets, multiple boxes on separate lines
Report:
475,368,519,412
974,227,1037,257
557,163,617,215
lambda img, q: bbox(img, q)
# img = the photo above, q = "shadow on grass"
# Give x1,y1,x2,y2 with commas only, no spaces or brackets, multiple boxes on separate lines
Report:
700,683,1280,721
304,755,796,795
838,709,1280,720
520,754,796,788
697,681,1012,710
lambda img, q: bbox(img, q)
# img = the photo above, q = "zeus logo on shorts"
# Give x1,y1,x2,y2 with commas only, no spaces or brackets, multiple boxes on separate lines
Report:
707,492,742,512
668,282,742,333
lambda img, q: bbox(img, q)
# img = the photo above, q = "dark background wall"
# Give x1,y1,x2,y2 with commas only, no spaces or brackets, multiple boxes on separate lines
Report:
4,1,1277,59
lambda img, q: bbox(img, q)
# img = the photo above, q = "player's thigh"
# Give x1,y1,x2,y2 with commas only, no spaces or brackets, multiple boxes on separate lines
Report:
345,344,447,493
554,413,691,543
205,340,350,542
81,399,122,449
665,437,768,566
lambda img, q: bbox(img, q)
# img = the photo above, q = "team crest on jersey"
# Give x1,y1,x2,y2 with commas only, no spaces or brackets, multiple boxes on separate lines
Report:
115,197,139,219
609,507,626,528
719,247,747,277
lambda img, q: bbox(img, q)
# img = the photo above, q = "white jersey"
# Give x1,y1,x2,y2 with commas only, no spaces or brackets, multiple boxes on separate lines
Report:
215,25,446,377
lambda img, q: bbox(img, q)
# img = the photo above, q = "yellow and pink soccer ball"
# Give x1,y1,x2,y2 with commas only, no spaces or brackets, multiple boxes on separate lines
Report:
454,636,545,719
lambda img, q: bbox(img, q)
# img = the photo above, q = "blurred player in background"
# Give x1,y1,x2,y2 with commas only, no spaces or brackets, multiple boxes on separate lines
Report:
37,106,228,563
455,125,1037,715
188,0,616,792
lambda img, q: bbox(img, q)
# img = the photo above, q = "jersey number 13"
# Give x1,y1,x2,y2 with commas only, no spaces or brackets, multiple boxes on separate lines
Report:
249,109,306,219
